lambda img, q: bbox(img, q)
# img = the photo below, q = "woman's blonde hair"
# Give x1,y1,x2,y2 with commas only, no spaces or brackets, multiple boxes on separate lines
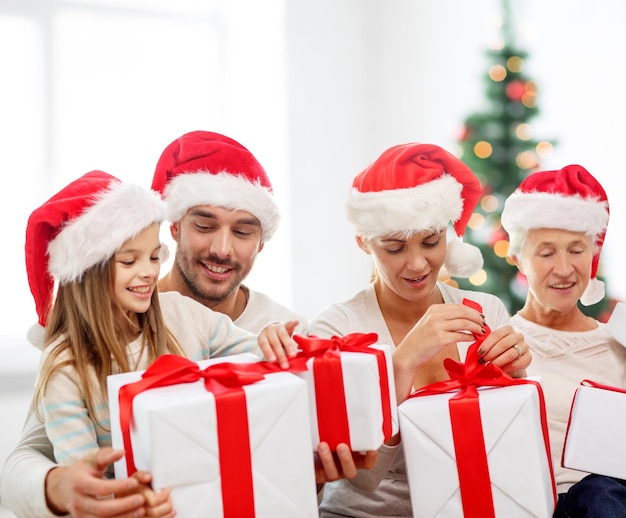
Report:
34,255,183,425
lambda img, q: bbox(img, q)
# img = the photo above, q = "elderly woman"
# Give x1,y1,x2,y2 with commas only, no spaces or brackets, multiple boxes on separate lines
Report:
310,142,531,518
501,164,626,517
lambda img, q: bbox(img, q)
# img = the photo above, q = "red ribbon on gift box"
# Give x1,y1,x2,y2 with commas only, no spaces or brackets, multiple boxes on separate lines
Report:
292,332,393,450
408,299,556,518
578,379,626,393
118,355,275,518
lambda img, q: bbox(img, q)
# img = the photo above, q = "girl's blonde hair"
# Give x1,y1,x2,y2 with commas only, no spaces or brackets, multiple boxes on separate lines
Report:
34,255,183,424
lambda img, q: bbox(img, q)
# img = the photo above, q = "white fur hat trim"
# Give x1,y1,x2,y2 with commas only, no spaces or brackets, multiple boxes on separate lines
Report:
164,170,280,241
346,175,463,240
48,182,167,283
501,191,608,236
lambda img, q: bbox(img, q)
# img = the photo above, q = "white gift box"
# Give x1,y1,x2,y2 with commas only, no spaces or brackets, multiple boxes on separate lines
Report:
563,381,626,479
606,301,626,346
295,341,398,452
108,354,318,518
399,383,555,518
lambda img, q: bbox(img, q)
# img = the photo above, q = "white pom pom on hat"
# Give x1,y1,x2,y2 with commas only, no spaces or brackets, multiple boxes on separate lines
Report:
501,164,610,306
346,142,484,278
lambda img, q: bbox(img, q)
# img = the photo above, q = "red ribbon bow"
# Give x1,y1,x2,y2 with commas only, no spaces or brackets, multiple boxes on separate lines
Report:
118,354,272,517
294,332,379,356
408,299,556,517
291,332,393,450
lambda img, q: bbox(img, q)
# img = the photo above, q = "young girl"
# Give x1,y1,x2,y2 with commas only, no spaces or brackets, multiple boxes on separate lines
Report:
25,171,296,514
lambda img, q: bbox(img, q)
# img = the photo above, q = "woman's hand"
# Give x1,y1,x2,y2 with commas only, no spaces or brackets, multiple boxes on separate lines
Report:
314,442,378,490
257,320,299,368
393,303,488,402
475,324,530,378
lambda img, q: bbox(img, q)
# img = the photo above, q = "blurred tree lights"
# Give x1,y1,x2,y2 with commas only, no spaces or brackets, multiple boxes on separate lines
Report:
449,1,614,320
449,1,551,313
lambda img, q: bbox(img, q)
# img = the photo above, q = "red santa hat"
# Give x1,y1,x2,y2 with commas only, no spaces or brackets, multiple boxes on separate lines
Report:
25,170,168,331
501,164,609,306
346,142,484,278
151,130,280,241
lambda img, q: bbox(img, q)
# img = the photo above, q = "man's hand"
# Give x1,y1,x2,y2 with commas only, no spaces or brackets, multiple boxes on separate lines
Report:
45,448,147,517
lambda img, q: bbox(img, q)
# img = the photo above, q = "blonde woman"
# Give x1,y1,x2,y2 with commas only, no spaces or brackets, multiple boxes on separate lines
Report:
311,142,530,517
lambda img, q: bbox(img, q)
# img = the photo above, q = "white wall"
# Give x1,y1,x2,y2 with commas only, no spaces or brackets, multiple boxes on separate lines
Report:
285,0,494,317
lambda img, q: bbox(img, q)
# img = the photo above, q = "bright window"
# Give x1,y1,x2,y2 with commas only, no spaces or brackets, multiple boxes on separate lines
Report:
0,0,289,355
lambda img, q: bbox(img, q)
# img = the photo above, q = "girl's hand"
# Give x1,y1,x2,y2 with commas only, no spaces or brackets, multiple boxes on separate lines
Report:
257,320,299,368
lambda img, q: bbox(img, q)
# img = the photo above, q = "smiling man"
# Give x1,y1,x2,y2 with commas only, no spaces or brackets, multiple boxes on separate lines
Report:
151,130,307,334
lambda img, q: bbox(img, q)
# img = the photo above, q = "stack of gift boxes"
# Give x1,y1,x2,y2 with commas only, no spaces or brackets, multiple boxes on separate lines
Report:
109,317,584,518
108,333,398,518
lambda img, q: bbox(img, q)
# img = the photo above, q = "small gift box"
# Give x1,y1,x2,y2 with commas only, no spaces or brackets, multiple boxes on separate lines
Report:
398,299,556,518
291,332,398,452
563,379,626,479
108,353,319,518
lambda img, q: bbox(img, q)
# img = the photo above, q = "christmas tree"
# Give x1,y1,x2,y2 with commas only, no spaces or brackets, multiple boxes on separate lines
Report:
450,1,613,320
